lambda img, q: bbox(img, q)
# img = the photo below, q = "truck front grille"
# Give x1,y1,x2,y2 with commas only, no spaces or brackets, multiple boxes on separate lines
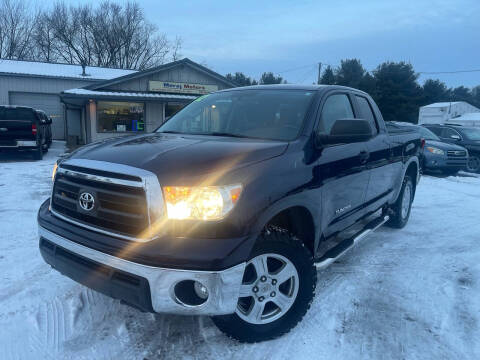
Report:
447,150,467,157
51,167,149,238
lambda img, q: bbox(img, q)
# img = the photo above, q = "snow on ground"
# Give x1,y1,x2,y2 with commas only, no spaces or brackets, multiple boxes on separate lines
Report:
0,144,479,359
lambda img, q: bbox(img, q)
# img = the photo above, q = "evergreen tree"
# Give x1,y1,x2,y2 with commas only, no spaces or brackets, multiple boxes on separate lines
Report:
260,72,283,84
422,79,449,105
225,72,257,87
373,61,423,123
335,59,366,89
450,86,473,104
319,66,335,85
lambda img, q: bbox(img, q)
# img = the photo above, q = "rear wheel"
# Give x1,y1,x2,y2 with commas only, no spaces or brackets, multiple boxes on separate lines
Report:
212,229,316,343
386,175,414,229
33,146,43,160
466,155,480,173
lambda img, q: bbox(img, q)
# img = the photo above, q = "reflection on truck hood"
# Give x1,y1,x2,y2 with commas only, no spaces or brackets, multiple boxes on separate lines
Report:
69,133,288,183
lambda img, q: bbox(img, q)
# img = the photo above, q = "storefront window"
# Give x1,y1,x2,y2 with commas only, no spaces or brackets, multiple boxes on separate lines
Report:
165,102,187,119
96,101,145,132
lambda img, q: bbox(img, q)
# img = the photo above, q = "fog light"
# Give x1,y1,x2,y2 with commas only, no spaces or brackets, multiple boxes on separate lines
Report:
194,281,209,300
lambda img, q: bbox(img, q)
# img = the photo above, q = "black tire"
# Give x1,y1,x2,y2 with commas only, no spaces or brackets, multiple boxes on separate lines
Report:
466,155,480,173
386,175,414,229
212,229,316,343
33,146,43,160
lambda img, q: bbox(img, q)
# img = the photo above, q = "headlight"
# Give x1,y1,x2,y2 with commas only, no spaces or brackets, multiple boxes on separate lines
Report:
52,162,58,181
426,147,444,155
163,184,242,220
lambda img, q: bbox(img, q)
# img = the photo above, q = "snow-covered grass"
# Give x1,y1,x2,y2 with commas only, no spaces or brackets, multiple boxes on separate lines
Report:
0,144,479,359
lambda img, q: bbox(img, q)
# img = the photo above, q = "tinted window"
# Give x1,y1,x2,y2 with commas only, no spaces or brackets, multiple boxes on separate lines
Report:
459,127,480,141
158,90,315,141
355,96,377,134
319,94,354,134
418,127,440,141
425,126,442,136
441,128,460,139
0,108,36,121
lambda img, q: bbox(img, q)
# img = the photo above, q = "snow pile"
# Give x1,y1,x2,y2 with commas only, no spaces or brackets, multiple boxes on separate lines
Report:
0,145,479,359
0,59,136,80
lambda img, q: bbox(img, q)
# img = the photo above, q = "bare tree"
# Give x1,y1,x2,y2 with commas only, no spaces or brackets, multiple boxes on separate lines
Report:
31,0,181,70
171,36,183,62
32,10,56,62
0,0,36,59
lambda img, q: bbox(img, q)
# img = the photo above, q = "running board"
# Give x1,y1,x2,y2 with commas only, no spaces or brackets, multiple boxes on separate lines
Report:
315,215,389,270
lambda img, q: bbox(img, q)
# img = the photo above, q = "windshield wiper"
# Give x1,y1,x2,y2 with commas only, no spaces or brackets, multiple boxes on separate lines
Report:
201,132,253,139
158,130,183,134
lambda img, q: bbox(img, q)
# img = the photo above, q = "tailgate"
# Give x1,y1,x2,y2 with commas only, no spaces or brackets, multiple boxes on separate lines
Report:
0,120,35,141
0,107,36,141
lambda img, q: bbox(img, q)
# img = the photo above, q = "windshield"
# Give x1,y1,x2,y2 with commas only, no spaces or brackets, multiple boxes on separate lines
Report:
157,89,316,141
461,127,480,141
418,126,440,141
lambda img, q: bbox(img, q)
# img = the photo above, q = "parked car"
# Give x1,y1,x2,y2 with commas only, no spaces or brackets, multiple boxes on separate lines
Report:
386,122,468,176
38,85,421,342
0,105,52,160
423,124,480,173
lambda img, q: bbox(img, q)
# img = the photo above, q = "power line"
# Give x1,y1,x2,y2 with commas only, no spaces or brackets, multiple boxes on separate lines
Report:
419,69,480,75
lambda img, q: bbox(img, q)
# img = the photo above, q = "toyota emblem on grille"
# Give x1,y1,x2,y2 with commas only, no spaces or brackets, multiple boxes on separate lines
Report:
79,192,95,211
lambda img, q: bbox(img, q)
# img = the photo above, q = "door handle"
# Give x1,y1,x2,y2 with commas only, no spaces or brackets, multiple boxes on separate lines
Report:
359,150,370,164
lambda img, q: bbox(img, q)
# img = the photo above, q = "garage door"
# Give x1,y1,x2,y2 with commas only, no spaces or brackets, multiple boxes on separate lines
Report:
9,92,65,140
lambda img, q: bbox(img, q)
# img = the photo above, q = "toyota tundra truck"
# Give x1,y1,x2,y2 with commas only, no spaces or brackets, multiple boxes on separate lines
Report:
38,85,421,342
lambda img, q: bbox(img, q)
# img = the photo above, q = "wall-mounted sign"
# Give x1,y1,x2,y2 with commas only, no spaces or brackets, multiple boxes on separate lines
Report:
149,81,218,95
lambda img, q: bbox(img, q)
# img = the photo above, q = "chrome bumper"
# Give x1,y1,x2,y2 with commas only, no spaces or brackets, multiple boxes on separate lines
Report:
38,226,245,315
0,140,37,148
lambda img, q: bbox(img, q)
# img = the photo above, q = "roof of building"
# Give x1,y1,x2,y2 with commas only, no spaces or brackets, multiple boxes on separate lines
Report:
451,112,480,121
85,58,237,90
421,102,462,108
62,88,197,101
0,59,137,80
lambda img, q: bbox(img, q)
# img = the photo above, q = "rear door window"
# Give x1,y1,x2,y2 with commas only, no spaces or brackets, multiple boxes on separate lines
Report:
319,94,354,135
355,96,378,134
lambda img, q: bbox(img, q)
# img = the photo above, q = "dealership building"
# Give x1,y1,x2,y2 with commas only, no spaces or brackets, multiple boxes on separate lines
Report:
0,58,235,144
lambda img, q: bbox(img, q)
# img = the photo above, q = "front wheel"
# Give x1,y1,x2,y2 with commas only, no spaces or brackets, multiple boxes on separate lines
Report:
212,230,316,342
466,155,480,173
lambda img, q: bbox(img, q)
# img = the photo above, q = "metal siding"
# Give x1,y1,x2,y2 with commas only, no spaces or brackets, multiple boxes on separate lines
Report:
0,74,98,140
9,92,65,140
103,66,230,92
146,102,164,132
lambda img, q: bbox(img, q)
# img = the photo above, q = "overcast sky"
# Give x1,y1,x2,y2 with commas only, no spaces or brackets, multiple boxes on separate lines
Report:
70,0,480,87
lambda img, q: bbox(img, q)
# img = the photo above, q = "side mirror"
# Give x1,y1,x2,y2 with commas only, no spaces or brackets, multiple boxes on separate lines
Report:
450,134,461,141
316,119,373,145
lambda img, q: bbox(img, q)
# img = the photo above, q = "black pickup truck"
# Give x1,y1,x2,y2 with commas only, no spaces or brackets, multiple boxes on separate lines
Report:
0,105,52,160
38,85,421,342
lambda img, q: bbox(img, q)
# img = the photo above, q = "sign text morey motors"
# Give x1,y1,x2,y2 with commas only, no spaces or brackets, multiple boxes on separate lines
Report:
149,81,218,95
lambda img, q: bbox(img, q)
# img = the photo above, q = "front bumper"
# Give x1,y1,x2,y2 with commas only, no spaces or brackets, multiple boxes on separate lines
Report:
424,155,468,171
39,225,245,315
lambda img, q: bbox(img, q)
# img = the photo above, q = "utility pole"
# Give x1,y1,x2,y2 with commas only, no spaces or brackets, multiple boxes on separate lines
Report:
317,62,322,84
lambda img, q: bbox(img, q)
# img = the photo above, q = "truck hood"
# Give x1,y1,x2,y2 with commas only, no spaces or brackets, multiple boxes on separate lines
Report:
68,133,288,183
425,140,467,151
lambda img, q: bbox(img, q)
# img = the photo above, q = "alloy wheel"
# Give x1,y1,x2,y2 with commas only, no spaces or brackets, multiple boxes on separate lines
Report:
235,253,299,325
